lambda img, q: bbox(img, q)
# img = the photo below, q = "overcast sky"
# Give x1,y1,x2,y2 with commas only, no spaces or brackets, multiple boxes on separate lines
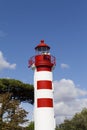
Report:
0,0,87,124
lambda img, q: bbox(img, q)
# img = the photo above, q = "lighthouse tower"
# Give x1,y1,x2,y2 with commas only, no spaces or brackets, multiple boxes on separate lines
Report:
29,40,56,130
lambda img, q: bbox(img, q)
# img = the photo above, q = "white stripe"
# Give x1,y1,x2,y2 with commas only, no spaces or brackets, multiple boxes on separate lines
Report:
36,90,53,99
35,71,52,81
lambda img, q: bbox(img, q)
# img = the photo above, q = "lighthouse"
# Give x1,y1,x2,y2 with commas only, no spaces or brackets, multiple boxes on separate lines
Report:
28,40,56,130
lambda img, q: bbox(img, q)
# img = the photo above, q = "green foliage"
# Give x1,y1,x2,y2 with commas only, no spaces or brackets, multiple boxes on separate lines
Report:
26,122,34,130
0,78,34,129
56,108,87,130
0,93,28,130
0,78,34,104
71,108,87,130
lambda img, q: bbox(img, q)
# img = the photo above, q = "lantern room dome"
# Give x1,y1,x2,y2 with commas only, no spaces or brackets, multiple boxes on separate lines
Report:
35,40,50,55
35,40,50,50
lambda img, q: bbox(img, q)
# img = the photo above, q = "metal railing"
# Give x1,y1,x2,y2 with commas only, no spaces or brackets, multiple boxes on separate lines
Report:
28,55,56,68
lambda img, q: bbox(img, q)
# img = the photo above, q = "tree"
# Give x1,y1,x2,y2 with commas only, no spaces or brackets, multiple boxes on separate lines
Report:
0,78,34,104
0,93,28,130
0,78,34,130
71,108,87,130
56,108,87,130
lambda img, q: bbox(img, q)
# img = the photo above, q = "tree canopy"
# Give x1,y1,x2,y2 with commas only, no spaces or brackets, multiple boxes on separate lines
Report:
0,78,34,104
0,78,34,129
0,92,28,130
56,108,87,130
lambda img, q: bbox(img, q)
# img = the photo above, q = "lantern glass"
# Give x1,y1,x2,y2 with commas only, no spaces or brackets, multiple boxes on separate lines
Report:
35,46,50,55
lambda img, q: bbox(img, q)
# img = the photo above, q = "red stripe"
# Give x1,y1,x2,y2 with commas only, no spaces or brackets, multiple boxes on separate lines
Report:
37,67,51,71
37,98,53,107
37,80,52,89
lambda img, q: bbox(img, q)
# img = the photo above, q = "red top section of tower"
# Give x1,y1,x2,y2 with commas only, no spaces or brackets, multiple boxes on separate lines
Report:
28,40,56,69
35,40,50,50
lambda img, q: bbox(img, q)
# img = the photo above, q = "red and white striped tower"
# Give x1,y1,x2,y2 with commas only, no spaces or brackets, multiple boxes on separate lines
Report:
29,40,56,130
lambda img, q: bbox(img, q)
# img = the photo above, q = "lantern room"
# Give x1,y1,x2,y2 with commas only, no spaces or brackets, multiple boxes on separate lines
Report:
28,40,56,69
35,40,50,55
